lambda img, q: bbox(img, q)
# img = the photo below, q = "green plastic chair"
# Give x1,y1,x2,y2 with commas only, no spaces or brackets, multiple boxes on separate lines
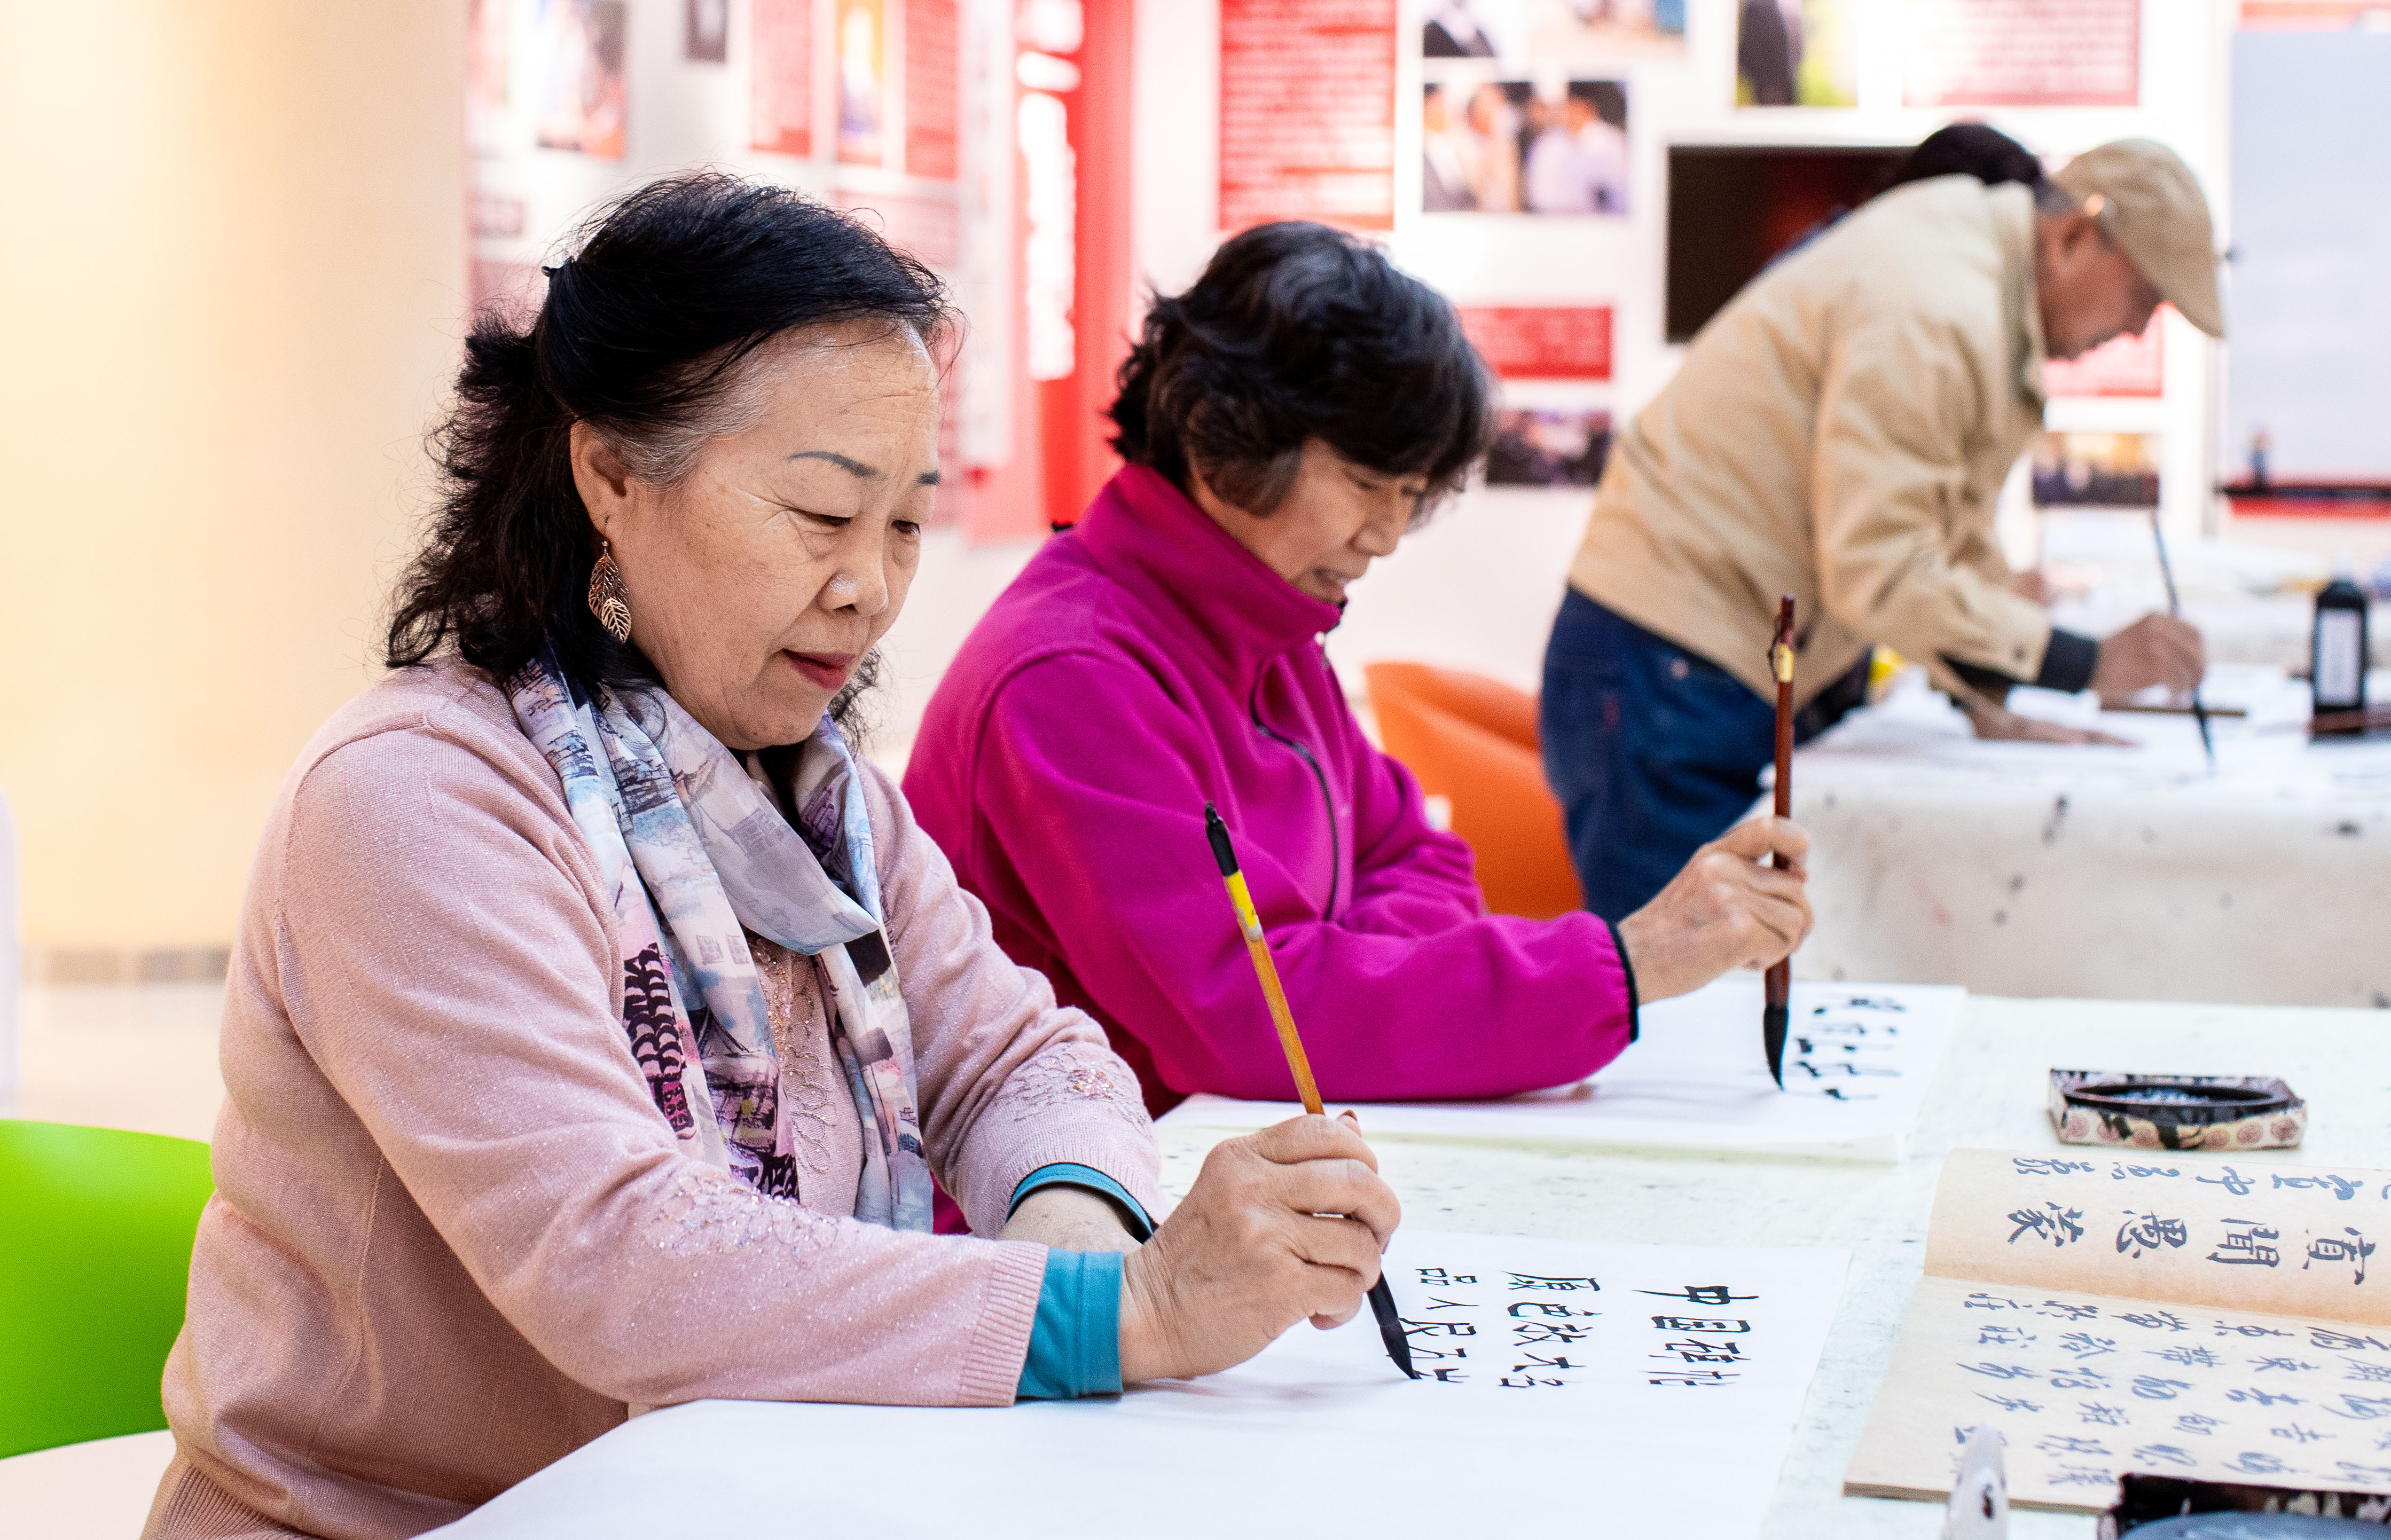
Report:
0,1119,214,1459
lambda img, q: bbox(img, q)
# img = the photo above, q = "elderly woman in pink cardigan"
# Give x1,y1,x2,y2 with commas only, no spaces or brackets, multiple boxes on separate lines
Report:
145,178,1398,1540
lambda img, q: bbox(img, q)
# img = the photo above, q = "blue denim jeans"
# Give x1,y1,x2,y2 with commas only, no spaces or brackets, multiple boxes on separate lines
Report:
1539,589,1861,921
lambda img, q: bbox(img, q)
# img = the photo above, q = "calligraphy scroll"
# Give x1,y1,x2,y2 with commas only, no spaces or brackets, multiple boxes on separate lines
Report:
1848,1149,2391,1512
1162,977,1961,1161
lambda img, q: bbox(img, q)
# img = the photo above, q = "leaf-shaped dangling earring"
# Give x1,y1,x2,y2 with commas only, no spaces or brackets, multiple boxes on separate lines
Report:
588,537,633,642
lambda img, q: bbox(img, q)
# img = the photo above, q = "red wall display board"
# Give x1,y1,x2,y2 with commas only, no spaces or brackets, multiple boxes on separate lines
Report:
1457,307,1614,381
2041,311,2164,399
2238,1,2389,22
1219,0,1398,232
751,0,813,156
1902,0,2139,108
905,0,960,180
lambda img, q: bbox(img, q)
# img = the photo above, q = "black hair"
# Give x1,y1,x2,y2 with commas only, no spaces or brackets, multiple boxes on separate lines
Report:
1887,123,2045,194
1107,222,1492,521
385,173,953,723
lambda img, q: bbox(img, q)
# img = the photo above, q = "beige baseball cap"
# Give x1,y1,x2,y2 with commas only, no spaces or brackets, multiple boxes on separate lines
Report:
2051,139,2225,339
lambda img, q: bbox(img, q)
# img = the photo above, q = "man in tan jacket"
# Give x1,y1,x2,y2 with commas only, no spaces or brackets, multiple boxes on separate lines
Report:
1540,139,2220,917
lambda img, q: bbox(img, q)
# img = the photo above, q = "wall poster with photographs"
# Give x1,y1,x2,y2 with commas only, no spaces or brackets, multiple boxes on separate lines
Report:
1423,75,1629,215
1422,1,1683,61
534,0,629,158
1737,0,1859,108
1418,3,1651,218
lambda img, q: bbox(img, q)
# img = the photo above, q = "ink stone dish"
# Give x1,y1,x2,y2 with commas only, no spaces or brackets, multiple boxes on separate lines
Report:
2048,1070,2307,1152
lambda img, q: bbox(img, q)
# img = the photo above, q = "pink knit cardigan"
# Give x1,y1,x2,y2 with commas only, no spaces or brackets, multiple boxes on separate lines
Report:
143,661,1163,1540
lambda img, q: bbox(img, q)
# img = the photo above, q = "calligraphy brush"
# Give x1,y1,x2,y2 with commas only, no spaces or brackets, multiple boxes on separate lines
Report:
1764,596,1796,1090
2149,509,2216,772
1203,802,1417,1381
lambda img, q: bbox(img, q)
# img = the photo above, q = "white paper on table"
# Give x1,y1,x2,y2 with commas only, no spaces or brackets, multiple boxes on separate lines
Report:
1160,976,1962,1162
432,1229,1850,1540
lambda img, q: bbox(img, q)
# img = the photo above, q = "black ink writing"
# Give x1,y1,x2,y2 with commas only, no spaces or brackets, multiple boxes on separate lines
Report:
2118,1212,2190,1259
2210,1220,2284,1268
2308,1229,2377,1285
2009,1203,2089,1248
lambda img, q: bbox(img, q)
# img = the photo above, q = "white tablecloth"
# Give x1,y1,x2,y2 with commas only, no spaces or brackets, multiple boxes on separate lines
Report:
1153,994,2391,1540
1789,679,2391,1007
400,993,2391,1540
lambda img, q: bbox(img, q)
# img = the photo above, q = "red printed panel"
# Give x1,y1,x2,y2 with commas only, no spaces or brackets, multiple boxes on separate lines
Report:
1457,306,1614,381
2041,309,2165,398
1219,0,1398,233
751,0,813,157
905,0,960,181
1902,0,2139,108
831,188,961,271
2238,0,2391,25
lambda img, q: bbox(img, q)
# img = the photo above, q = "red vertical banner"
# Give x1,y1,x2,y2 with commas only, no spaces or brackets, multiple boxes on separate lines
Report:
1049,0,1133,527
1219,0,1398,233
751,0,814,156
960,1,1133,542
906,0,961,180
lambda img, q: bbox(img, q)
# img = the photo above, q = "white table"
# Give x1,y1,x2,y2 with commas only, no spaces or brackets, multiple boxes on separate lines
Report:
2050,591,2391,675
2038,518,2390,676
1153,993,2391,1540
1788,678,2391,1008
402,994,2391,1540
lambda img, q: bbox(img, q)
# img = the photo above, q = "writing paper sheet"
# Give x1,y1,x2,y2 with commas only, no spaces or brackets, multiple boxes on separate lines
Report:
1161,977,1961,1160
1848,1149,2391,1513
435,1230,1850,1540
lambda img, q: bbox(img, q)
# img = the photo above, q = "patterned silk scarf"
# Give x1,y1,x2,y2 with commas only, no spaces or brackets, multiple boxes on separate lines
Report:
508,649,932,1230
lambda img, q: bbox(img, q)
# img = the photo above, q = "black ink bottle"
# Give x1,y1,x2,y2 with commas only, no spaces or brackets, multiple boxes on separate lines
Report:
2312,553,2370,730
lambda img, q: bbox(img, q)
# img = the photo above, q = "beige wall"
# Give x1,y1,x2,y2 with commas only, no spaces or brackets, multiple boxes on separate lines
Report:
0,2,466,953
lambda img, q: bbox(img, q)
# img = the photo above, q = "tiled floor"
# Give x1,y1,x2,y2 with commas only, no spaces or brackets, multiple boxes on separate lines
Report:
4,983,226,1535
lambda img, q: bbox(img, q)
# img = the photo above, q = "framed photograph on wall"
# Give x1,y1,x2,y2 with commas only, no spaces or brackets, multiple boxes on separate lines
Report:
837,0,887,166
534,0,628,158
1738,0,1858,107
686,0,728,63
1423,1,1684,61
1423,77,1628,216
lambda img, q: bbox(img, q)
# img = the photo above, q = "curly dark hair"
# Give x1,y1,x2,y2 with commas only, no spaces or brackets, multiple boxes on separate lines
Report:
385,174,953,724
1107,221,1493,521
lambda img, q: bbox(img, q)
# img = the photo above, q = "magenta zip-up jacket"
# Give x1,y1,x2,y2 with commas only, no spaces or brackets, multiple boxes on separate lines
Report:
904,465,1637,1116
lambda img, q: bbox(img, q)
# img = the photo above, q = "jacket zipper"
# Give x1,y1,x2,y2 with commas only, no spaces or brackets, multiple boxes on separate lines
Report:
1245,651,1342,919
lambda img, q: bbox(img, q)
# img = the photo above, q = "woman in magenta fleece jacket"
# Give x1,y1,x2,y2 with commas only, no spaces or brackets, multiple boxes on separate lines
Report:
905,223,1813,1117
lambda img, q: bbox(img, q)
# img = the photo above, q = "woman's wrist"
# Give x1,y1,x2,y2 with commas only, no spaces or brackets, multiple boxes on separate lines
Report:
1117,1243,1178,1384
1000,1185,1141,1253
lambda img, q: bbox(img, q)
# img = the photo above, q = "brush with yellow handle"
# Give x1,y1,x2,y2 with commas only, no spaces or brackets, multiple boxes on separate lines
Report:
1203,802,1416,1380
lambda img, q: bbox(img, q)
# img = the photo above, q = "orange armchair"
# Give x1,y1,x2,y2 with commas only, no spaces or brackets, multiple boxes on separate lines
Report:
1363,662,1584,921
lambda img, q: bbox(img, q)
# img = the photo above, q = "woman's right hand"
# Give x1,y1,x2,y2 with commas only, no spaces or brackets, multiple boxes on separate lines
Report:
1614,814,1813,1003
1117,1112,1400,1384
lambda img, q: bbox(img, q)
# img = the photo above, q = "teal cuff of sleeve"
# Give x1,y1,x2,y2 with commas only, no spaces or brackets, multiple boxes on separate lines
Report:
1014,1248,1124,1401
1008,1163,1156,1242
